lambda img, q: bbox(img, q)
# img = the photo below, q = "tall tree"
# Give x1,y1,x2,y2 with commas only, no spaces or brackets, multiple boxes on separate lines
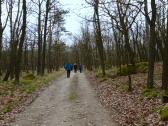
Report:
15,0,27,84
3,0,21,81
144,0,157,88
42,0,50,75
37,0,44,75
93,0,106,76
162,0,168,90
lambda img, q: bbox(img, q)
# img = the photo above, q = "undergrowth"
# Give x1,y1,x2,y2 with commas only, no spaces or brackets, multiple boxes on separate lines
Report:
142,88,159,99
0,70,64,119
160,107,168,121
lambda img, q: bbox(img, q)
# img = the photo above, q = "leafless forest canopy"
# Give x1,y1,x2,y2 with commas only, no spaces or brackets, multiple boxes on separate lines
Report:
0,0,167,91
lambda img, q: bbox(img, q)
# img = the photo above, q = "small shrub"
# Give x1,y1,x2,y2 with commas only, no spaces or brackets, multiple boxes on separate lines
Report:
95,72,104,78
106,73,117,79
120,84,129,92
23,73,36,80
160,107,168,121
21,79,37,94
106,64,111,69
21,79,34,85
136,62,148,67
117,65,136,76
161,90,168,103
117,62,148,76
99,77,108,82
0,90,8,96
136,62,148,73
143,88,158,99
22,84,37,94
1,102,15,113
43,78,50,84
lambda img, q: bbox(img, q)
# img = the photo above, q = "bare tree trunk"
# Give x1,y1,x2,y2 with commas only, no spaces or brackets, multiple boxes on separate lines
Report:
3,0,14,81
94,0,105,76
0,2,2,76
15,0,27,84
37,1,42,75
144,0,149,57
147,0,156,88
31,39,35,74
48,20,52,73
162,5,168,90
24,42,29,73
0,0,8,77
0,32,2,77
42,0,50,75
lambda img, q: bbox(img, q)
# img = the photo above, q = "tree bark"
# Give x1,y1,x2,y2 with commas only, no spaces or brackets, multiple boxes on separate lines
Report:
162,5,168,90
15,0,27,84
37,1,42,75
42,0,50,75
0,2,2,76
147,0,156,88
94,0,105,76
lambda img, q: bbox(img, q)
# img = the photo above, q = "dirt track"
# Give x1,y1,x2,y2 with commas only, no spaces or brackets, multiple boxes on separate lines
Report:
10,72,117,126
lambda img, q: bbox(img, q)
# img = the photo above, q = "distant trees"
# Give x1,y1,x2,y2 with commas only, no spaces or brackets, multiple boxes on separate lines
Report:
4,0,24,81
71,0,168,91
1,0,168,92
3,0,27,84
0,0,68,83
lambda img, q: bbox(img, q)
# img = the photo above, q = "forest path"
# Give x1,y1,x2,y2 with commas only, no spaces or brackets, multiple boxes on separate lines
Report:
10,72,117,126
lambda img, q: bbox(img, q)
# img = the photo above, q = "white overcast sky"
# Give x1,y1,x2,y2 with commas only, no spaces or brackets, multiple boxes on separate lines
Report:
59,0,92,45
2,0,92,46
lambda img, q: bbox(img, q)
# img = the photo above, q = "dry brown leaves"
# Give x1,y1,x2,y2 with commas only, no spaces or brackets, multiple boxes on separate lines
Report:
87,70,168,126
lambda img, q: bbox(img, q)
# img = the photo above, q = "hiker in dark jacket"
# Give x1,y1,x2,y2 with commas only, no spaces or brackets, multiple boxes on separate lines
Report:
65,63,73,78
74,63,78,73
79,64,83,73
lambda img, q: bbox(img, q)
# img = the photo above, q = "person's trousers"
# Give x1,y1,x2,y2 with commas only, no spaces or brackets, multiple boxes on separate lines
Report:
67,70,70,78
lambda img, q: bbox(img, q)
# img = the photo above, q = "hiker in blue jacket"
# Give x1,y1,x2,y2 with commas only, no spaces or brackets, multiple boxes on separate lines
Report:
65,63,73,78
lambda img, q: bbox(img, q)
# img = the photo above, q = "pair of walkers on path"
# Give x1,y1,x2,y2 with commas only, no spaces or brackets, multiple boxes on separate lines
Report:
64,63,83,78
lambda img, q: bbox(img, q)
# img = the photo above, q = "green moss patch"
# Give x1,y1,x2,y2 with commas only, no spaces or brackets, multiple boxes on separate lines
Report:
117,65,136,76
143,88,158,99
22,73,36,80
136,62,148,73
117,62,148,76
1,102,15,114
120,84,129,92
160,107,168,121
69,92,78,101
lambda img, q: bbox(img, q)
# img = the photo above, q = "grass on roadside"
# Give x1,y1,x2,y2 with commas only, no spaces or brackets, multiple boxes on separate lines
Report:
160,107,168,121
68,92,78,101
0,70,64,120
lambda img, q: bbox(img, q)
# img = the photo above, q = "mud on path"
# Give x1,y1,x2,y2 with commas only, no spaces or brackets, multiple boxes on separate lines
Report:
10,72,117,126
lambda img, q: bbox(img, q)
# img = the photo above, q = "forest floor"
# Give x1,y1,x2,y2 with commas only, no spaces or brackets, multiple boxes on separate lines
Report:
0,70,64,125
86,63,168,126
7,72,117,126
1,63,167,126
